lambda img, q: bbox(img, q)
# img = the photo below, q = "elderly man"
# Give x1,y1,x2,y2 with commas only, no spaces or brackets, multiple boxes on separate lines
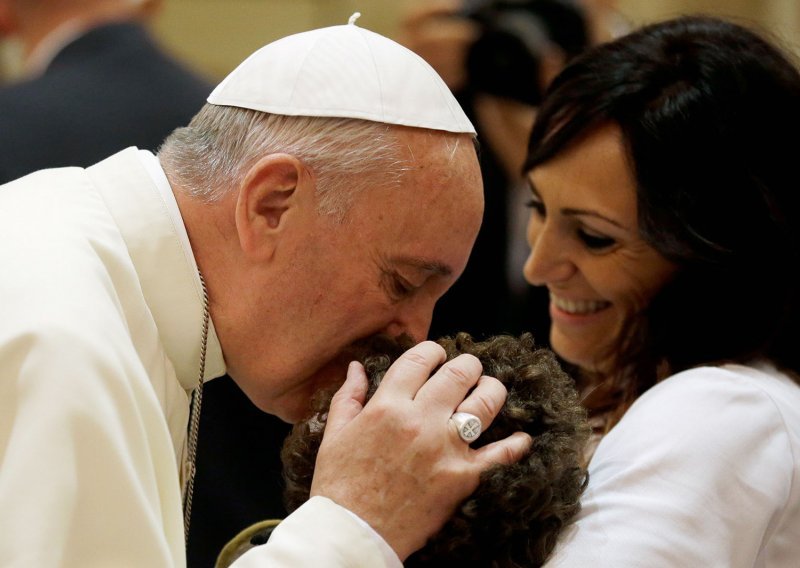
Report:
0,18,530,567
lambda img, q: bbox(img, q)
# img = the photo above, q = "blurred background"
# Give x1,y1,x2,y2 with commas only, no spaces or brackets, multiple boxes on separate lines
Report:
3,0,800,82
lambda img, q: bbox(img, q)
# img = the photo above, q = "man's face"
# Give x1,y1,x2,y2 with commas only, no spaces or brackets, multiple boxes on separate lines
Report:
225,129,484,422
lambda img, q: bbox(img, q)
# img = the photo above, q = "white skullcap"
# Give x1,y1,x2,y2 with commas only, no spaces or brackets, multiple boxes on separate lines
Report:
207,14,476,135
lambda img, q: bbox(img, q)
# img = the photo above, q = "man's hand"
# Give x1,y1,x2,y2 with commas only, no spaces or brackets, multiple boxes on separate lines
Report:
310,340,532,560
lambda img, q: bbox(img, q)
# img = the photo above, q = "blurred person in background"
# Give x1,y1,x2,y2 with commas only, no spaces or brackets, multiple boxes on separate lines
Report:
575,0,630,43
402,0,592,342
0,0,210,183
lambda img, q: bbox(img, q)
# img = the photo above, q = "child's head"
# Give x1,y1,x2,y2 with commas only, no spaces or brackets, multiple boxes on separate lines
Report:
282,332,589,567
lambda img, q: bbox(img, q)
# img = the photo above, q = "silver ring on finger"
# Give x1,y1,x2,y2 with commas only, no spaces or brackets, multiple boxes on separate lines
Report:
450,412,482,443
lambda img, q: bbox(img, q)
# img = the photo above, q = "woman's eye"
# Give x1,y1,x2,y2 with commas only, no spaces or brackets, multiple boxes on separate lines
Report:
526,199,545,217
578,229,616,250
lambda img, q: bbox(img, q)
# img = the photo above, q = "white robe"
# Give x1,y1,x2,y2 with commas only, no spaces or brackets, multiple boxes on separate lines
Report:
0,148,392,567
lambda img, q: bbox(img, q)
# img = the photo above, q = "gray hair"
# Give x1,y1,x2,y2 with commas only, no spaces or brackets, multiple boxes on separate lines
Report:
157,104,411,219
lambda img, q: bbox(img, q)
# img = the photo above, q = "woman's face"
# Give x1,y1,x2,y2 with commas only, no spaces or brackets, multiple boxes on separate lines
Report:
523,123,677,374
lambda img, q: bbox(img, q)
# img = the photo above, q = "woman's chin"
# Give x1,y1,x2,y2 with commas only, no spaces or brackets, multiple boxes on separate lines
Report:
550,330,611,375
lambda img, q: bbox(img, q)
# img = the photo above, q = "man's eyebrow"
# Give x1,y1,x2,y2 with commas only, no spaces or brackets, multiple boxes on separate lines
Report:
392,256,452,277
528,178,626,230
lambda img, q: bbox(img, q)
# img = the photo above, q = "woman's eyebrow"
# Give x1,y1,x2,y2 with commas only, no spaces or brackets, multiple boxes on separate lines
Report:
528,177,627,230
562,207,626,229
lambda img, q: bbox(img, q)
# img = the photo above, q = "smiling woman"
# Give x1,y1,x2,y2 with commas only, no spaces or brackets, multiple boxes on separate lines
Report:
520,15,800,567
525,122,677,375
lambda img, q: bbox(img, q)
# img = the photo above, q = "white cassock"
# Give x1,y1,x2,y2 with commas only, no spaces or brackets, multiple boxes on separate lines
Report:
0,147,396,567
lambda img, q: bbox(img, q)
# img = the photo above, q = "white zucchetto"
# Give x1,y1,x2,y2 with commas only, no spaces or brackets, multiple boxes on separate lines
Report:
207,15,476,135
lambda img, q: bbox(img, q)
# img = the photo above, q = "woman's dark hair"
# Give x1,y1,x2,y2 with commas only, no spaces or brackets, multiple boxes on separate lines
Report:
524,15,800,415
282,333,589,567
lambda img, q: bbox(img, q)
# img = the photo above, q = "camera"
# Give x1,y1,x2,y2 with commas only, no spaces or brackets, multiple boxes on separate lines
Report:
462,0,589,105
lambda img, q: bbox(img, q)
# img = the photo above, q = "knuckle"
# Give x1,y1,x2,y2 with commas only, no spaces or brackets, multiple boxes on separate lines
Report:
329,385,350,403
460,353,482,371
480,375,508,403
499,444,519,465
367,400,396,420
441,354,482,387
328,390,350,411
441,364,473,389
496,435,530,465
480,374,506,392
398,341,445,369
401,350,431,369
369,402,422,437
396,419,424,439
470,391,498,420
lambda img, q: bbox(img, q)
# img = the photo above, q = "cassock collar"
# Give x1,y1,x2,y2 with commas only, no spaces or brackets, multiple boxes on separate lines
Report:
88,148,226,391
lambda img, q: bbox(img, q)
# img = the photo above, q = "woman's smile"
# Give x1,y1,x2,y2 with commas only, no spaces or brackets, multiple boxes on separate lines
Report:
549,292,611,316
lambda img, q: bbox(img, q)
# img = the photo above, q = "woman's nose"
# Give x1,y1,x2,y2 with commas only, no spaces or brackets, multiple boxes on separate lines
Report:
523,219,575,286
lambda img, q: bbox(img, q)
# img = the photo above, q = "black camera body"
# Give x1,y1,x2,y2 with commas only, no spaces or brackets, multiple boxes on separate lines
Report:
463,0,589,105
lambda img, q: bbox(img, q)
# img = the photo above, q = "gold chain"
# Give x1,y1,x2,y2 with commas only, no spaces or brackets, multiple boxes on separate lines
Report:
183,271,210,545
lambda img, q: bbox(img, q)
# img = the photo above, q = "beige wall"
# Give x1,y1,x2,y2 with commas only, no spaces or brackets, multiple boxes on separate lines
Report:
616,0,800,58
3,0,799,83
151,0,410,80
151,0,800,81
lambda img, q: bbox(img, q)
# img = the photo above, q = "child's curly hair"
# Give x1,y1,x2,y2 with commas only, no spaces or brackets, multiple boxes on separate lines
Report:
281,333,589,567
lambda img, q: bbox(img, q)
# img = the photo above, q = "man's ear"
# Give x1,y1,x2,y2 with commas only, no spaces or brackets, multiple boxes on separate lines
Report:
235,153,309,261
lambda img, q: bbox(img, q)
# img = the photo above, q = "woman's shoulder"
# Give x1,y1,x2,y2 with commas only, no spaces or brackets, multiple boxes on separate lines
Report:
667,361,799,390
557,371,800,567
597,362,800,467
631,362,800,427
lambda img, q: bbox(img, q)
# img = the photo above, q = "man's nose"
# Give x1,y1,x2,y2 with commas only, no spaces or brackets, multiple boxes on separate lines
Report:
382,300,434,342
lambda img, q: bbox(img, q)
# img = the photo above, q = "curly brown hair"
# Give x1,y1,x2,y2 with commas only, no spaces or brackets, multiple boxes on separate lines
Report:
281,333,589,567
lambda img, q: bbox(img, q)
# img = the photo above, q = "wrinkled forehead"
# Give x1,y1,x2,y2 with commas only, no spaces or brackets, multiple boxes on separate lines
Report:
399,129,483,220
398,127,480,174
351,127,482,223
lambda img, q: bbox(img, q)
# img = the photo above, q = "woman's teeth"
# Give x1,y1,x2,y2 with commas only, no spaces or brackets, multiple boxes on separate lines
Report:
551,294,610,314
